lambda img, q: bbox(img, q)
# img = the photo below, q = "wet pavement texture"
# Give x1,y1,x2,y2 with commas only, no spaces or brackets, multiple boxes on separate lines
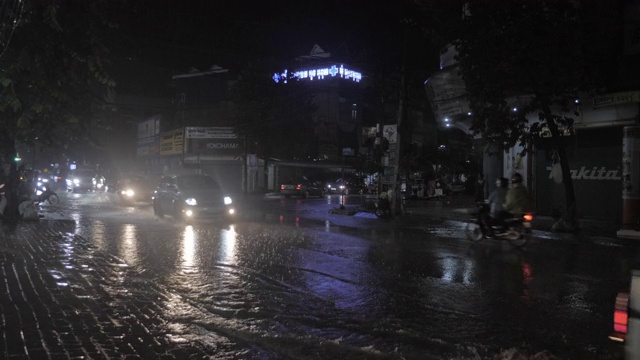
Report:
0,191,635,359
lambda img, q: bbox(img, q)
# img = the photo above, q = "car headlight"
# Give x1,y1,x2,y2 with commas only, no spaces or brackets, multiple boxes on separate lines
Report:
224,196,232,205
339,185,345,189
122,189,134,197
73,178,80,185
185,198,197,206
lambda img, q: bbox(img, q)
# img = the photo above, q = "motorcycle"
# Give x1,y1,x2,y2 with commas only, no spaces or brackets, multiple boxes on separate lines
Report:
374,197,392,218
33,184,59,206
465,203,532,247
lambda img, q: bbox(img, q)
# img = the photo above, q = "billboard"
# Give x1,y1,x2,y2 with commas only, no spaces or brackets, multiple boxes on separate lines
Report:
159,128,184,156
185,127,241,157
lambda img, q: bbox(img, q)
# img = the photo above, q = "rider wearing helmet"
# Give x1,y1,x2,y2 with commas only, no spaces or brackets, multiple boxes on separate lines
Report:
483,177,510,237
503,172,532,216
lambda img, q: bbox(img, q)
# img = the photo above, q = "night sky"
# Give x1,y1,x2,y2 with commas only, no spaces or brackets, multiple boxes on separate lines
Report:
113,0,449,73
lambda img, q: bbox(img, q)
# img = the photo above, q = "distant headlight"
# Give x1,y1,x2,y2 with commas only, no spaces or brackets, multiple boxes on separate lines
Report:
224,196,232,205
185,198,197,206
122,189,134,197
73,178,80,185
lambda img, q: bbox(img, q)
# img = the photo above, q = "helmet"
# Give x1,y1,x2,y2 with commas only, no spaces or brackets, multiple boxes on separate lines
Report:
511,172,523,184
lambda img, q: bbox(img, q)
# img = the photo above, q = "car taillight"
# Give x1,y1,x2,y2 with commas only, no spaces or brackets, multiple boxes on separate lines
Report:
610,292,629,342
296,184,302,190
523,213,533,222
280,185,285,190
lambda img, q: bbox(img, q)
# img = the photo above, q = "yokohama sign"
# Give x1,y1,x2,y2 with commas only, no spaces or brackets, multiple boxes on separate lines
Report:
546,166,621,180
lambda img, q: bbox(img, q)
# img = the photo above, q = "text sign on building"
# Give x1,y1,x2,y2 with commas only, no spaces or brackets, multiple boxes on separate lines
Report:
593,91,640,109
159,128,184,156
186,127,237,139
273,64,362,84
185,127,241,157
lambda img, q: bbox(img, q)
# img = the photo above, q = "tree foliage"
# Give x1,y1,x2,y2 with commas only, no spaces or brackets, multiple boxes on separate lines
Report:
456,0,618,147
0,0,119,164
454,0,620,228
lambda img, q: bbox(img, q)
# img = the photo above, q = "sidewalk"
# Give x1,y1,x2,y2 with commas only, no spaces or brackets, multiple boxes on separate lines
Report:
401,193,623,242
259,191,622,241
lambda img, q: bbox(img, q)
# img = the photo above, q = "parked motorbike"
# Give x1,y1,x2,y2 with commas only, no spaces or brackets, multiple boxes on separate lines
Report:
375,197,392,218
33,184,59,206
465,203,532,247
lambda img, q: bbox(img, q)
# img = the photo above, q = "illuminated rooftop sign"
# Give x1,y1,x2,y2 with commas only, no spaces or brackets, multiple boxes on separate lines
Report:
273,64,362,84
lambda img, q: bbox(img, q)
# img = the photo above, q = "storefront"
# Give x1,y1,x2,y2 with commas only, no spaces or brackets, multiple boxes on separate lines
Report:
533,127,623,221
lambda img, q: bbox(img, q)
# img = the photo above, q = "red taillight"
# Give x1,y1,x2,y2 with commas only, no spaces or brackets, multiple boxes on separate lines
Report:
280,185,285,190
523,213,533,222
610,292,630,342
614,292,629,334
296,184,302,190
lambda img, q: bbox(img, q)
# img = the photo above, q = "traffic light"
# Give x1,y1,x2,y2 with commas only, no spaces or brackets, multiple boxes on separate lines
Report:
13,156,21,162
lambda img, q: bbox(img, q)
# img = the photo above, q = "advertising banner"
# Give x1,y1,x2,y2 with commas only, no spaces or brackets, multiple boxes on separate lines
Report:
424,66,471,119
159,128,184,156
184,127,240,157
137,115,161,142
186,126,237,139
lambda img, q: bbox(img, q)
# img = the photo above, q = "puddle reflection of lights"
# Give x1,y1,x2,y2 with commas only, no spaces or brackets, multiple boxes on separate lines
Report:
295,216,300,227
325,220,331,231
120,224,138,267
220,225,237,264
441,257,473,284
182,225,196,269
279,215,284,224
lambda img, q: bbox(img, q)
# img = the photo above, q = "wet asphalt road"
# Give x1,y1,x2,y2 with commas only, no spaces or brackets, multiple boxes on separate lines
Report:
0,191,635,359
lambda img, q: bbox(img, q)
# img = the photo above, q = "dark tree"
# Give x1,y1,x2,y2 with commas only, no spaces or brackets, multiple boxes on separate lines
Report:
455,0,620,230
0,0,119,222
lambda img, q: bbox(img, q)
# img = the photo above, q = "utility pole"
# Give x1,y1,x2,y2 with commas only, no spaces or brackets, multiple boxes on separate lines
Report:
391,23,409,217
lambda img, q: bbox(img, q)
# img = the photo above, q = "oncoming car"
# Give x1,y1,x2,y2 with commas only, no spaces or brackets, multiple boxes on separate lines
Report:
326,177,367,195
115,175,155,205
66,170,103,192
152,174,236,221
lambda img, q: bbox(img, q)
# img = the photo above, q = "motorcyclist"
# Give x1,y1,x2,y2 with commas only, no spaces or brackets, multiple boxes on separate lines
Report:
504,172,532,217
484,177,509,236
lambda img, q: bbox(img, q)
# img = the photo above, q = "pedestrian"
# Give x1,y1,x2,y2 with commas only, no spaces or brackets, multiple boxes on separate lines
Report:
475,173,486,203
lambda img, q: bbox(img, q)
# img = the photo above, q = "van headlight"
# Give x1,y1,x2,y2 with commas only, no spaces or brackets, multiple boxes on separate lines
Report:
185,198,197,206
224,196,232,205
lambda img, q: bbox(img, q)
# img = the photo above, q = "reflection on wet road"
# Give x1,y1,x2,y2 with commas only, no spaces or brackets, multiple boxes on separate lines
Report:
53,192,628,359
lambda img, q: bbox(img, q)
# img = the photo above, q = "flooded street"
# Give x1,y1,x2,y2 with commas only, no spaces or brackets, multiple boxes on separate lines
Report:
42,191,632,359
